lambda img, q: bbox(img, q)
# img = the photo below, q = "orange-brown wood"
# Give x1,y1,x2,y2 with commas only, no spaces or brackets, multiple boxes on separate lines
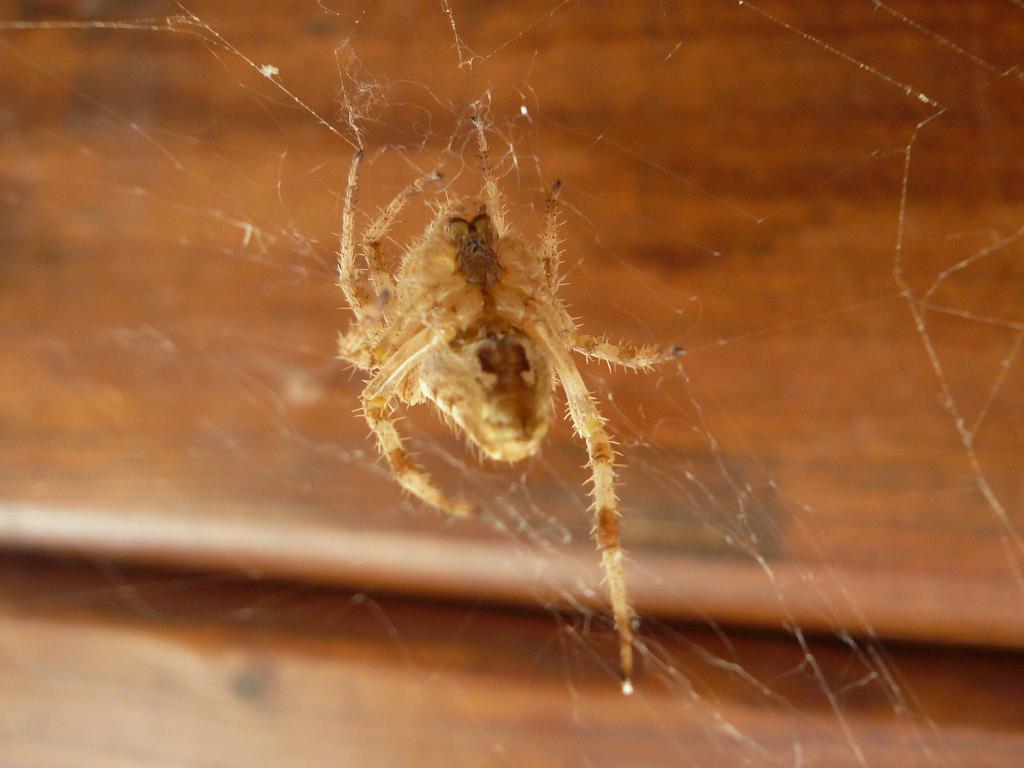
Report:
2,553,1024,767
2,0,1023,658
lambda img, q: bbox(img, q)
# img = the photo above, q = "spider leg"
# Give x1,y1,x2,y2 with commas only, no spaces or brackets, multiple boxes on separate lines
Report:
532,320,636,694
338,327,372,369
354,287,465,388
338,281,401,371
338,311,389,370
363,326,445,401
363,387,474,519
339,150,372,319
361,168,442,298
570,333,684,371
533,298,684,372
360,325,471,518
538,179,563,291
471,115,510,236
396,197,460,276
423,197,460,239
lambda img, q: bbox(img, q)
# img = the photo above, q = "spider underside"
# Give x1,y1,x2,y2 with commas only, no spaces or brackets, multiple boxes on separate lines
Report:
337,119,679,693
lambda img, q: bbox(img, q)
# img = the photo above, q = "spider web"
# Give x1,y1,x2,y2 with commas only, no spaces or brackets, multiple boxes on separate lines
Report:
1,1,1023,766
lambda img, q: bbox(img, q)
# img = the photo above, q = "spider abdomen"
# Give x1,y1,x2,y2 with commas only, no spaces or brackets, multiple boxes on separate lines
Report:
419,326,553,462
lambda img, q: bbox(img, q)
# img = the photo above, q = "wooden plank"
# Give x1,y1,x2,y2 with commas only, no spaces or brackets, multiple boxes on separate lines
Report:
2,553,1023,767
1,1,1023,648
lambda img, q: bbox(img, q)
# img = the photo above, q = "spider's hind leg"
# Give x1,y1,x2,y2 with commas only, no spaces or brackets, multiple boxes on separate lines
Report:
532,321,637,693
363,394,474,519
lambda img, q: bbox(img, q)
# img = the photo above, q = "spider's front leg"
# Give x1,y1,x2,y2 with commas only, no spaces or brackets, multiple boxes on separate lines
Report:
339,150,372,319
360,169,442,297
471,114,510,236
339,149,441,314
537,179,563,291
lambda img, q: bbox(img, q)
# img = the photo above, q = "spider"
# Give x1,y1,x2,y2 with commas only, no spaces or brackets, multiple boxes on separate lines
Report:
337,117,680,693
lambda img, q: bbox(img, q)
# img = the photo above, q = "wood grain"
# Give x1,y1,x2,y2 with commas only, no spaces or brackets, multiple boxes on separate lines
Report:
2,553,1023,767
2,0,1023,654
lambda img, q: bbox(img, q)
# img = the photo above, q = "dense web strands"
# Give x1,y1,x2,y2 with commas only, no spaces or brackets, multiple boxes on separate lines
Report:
1,2,1023,766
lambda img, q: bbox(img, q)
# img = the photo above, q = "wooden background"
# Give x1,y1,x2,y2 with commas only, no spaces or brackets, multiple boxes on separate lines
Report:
1,1,1023,765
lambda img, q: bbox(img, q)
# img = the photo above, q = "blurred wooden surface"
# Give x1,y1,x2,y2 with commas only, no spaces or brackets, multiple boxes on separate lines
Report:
3,0,1022,645
2,552,1024,767
1,1,1024,763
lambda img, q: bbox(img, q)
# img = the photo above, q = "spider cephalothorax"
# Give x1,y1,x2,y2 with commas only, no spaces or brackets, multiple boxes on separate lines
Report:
450,213,501,290
337,117,680,693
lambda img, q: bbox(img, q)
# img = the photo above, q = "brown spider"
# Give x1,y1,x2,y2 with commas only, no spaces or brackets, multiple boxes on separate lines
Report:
337,117,680,693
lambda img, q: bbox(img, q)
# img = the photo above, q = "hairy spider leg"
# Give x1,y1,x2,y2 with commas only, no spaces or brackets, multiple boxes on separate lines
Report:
362,327,445,403
531,294,684,373
339,149,441,312
533,183,682,371
538,179,563,291
361,329,473,519
363,391,474,519
570,333,683,371
533,320,636,694
339,150,371,319
471,116,510,237
360,169,442,297
338,320,376,370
